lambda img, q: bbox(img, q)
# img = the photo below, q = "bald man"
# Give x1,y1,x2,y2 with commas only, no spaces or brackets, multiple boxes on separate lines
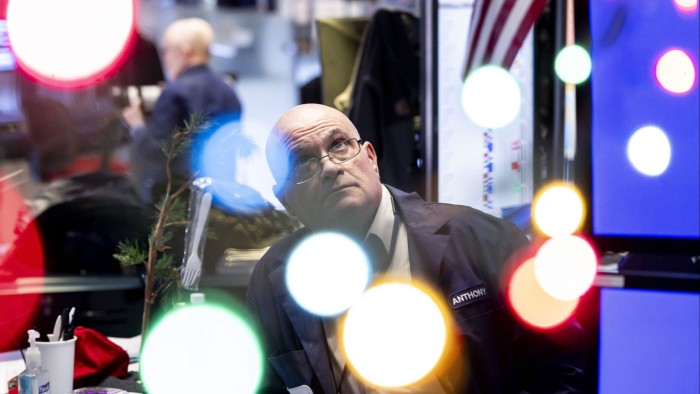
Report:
246,104,584,393
122,17,242,204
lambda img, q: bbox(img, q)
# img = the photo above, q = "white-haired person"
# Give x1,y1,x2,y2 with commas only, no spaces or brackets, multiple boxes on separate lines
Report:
122,17,242,204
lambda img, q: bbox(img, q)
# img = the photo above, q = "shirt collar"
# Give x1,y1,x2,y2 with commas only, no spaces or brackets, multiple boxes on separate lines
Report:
365,185,396,250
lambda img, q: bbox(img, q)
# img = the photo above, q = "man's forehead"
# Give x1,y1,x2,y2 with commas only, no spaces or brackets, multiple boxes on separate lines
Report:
283,127,344,145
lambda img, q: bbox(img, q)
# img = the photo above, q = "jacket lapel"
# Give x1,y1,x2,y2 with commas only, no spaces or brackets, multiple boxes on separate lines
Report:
269,260,337,393
386,185,450,285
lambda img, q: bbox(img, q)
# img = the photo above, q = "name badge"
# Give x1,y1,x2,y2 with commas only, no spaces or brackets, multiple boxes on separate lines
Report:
449,283,488,309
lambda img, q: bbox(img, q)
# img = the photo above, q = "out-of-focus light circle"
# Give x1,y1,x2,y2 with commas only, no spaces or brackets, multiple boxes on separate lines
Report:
191,114,270,214
532,183,585,237
286,232,370,317
655,49,696,94
0,175,43,352
508,258,579,329
6,0,134,88
555,45,592,84
140,304,263,394
461,65,522,129
674,0,698,12
343,282,447,388
534,236,597,301
627,126,672,176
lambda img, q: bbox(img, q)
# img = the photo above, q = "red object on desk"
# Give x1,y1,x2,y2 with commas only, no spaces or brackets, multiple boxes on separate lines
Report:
73,326,129,388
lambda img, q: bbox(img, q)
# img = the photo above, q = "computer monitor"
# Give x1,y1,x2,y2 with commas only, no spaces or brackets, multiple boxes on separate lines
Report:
575,0,700,255
581,270,700,394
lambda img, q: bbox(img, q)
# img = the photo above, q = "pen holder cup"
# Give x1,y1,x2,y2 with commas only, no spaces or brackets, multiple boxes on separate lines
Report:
35,337,77,394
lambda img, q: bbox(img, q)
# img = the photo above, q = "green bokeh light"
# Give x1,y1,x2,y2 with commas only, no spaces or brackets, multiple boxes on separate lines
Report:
140,303,264,394
555,44,592,85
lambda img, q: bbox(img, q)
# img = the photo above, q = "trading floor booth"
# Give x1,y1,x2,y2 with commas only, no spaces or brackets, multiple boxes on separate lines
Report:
424,0,699,392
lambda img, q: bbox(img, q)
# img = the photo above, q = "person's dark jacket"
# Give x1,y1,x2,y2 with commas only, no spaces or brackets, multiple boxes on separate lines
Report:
246,185,584,393
129,64,242,203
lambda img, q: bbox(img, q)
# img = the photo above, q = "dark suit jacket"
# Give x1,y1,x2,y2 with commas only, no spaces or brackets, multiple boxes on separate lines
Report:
246,186,583,393
130,65,242,202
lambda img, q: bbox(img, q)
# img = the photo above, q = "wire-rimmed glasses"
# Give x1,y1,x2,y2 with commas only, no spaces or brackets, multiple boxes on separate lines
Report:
292,138,363,184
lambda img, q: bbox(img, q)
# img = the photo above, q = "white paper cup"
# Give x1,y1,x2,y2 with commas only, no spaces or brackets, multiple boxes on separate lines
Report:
35,337,77,394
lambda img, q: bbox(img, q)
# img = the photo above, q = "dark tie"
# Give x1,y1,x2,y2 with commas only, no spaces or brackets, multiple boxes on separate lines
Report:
365,233,390,274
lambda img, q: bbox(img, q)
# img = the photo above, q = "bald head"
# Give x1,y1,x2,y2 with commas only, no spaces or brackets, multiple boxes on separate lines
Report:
265,104,381,235
162,17,214,78
266,104,361,184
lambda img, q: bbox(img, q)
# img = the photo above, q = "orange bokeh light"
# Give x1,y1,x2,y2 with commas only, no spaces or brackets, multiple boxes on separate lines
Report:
507,258,579,329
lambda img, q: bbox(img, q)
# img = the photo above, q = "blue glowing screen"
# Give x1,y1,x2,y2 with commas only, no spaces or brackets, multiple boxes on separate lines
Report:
589,1,699,239
598,288,700,394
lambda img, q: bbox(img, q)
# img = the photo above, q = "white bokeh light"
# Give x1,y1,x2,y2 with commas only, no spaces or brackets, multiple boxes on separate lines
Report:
140,305,263,394
6,0,134,86
555,44,592,85
534,236,597,301
655,49,696,94
674,0,698,12
627,126,672,176
286,232,370,317
343,282,447,388
533,183,585,238
461,65,522,129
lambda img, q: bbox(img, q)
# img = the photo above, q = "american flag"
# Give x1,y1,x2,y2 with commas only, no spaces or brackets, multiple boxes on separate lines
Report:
462,0,548,79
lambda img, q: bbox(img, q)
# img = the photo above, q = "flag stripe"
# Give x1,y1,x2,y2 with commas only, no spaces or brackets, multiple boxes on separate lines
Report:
464,0,490,77
483,0,517,65
469,0,505,73
501,0,547,67
462,0,547,79
490,0,534,65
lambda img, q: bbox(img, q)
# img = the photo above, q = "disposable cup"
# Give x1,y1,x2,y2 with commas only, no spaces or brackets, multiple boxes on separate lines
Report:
35,337,77,394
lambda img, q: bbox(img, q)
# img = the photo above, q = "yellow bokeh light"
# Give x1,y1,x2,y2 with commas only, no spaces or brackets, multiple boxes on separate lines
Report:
532,183,585,237
508,258,579,329
655,49,696,94
534,236,597,301
286,232,370,317
627,126,672,176
140,304,263,394
461,65,522,129
342,282,448,388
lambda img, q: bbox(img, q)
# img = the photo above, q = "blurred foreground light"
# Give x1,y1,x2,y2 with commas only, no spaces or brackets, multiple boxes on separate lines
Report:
0,174,43,352
655,49,696,94
191,114,270,214
532,183,585,237
508,258,579,329
140,304,263,394
286,232,370,317
555,45,591,85
461,65,521,129
343,282,448,388
6,0,134,88
534,236,597,301
627,126,672,176
674,0,698,12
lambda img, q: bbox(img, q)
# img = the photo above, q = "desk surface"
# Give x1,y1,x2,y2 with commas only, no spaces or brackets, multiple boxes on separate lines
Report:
0,276,143,296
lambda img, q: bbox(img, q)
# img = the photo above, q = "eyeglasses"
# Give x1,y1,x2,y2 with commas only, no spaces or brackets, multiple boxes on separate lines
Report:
292,138,363,184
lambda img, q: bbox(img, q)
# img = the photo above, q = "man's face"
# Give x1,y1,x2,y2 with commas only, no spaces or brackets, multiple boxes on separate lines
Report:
270,105,382,236
161,39,187,80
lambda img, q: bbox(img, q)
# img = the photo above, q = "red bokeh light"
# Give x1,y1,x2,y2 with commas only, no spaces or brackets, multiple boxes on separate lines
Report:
6,0,136,89
0,174,44,352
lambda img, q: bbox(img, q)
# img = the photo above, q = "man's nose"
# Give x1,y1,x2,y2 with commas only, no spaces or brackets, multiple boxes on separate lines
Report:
319,156,341,178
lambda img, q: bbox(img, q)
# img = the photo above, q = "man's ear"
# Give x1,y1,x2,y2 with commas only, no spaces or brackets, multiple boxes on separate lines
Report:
363,141,379,173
